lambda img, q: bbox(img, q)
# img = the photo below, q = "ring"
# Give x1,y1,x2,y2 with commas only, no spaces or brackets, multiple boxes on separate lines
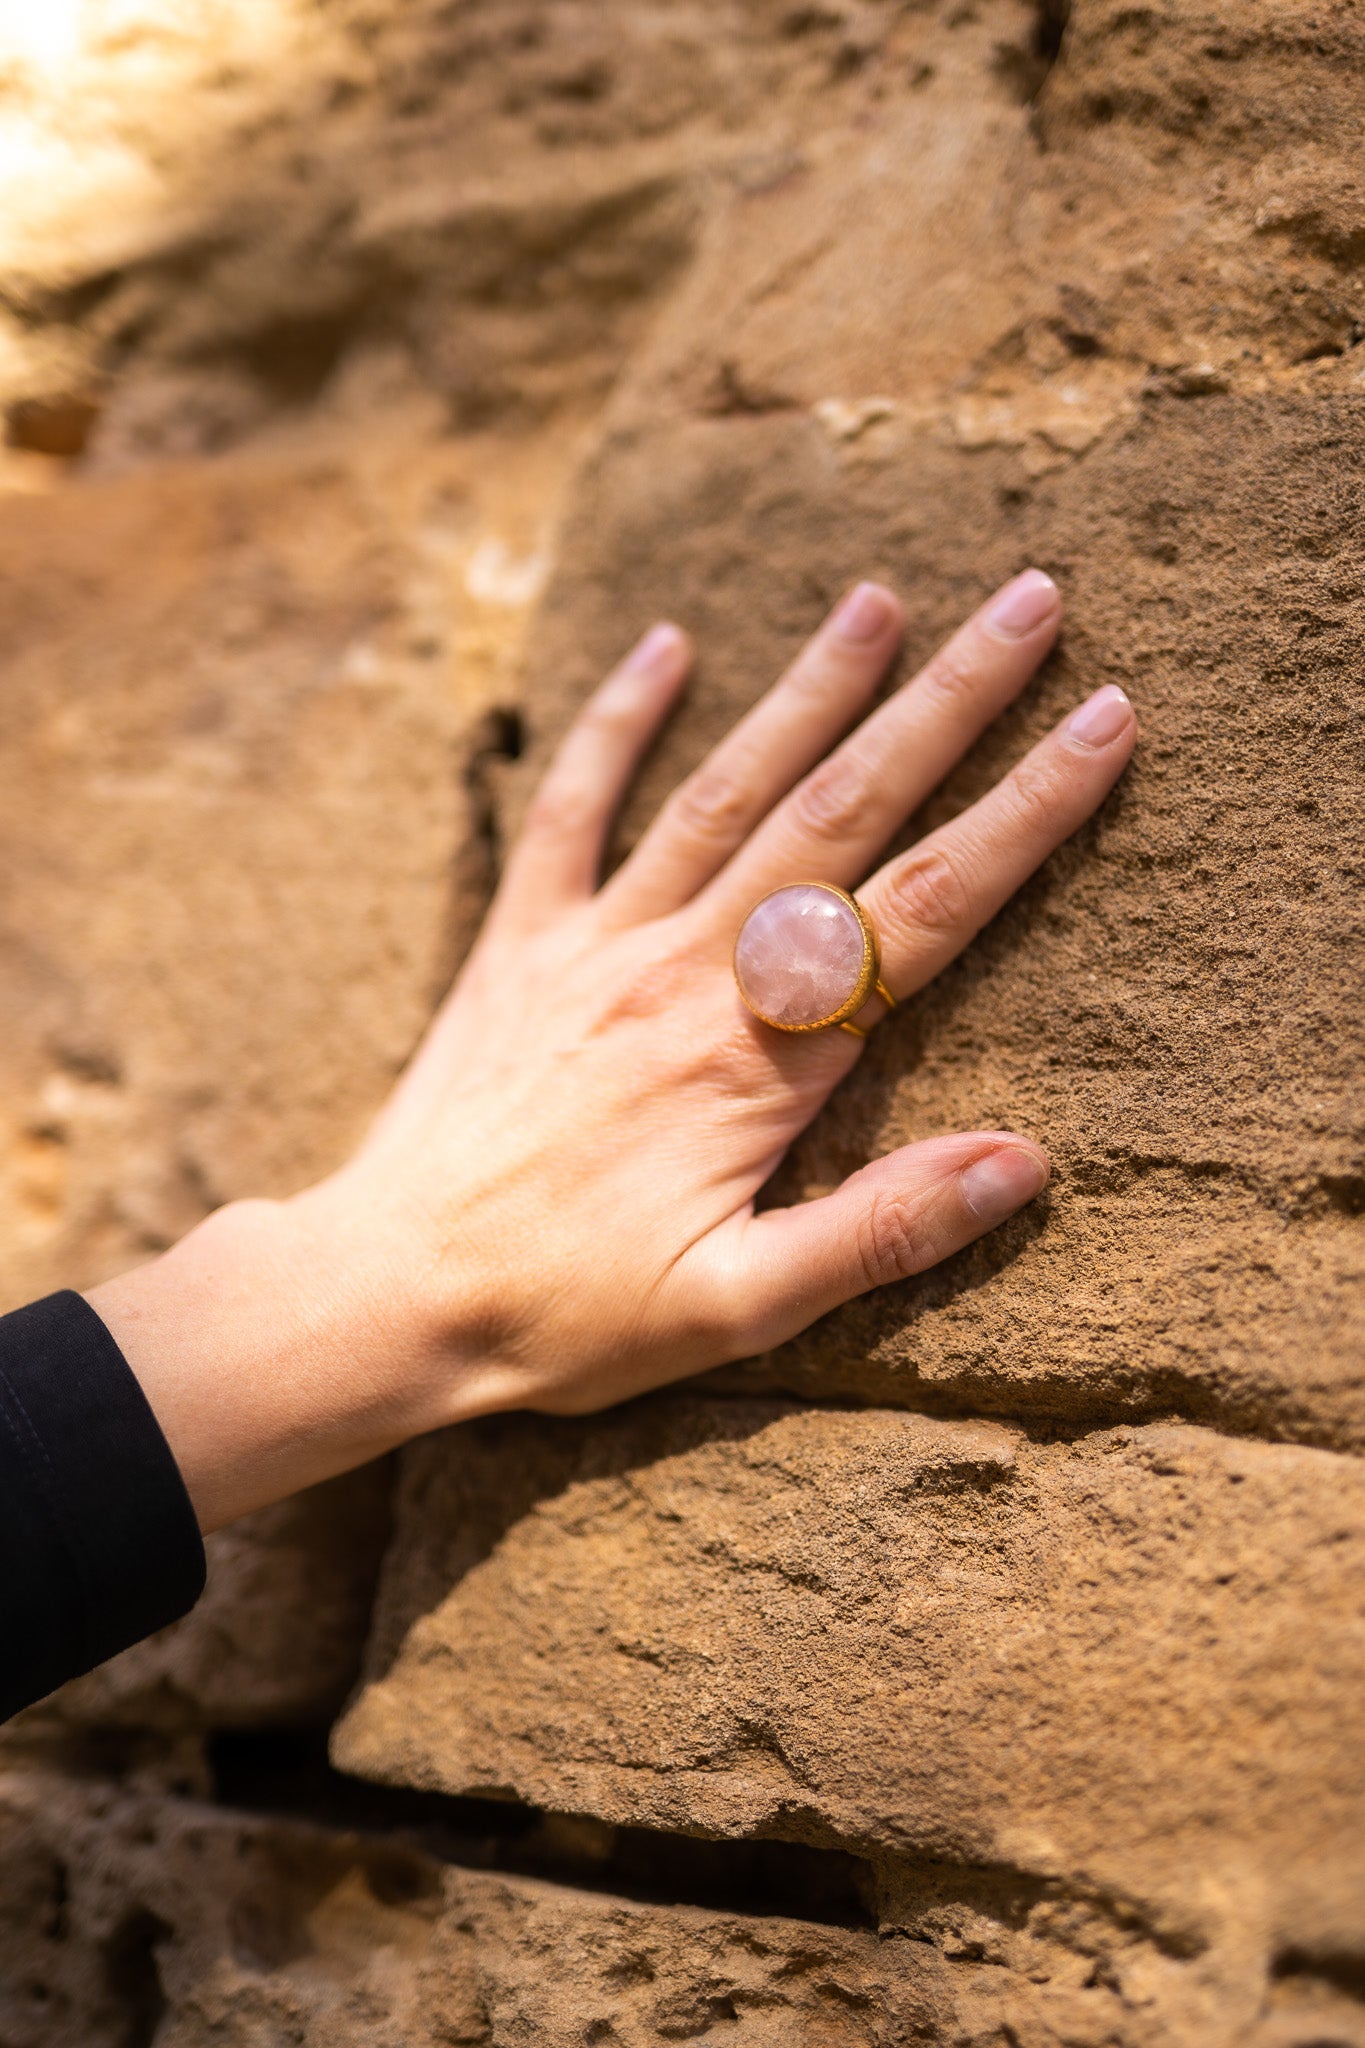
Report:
733,882,896,1037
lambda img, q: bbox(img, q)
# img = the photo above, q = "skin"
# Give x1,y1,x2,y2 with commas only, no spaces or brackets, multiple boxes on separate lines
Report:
89,569,1136,1533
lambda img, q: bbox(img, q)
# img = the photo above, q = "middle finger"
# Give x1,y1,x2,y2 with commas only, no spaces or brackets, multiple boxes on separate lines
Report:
702,569,1061,924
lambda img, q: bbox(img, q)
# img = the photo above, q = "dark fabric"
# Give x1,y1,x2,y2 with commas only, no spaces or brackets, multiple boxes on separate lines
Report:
0,1290,205,1719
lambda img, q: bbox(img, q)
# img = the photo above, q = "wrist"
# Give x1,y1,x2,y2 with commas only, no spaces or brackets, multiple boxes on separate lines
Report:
85,1186,495,1533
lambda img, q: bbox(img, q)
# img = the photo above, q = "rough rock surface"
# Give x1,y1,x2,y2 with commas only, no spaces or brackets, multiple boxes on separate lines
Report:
0,1762,452,2048
8,1761,1364,2048
0,2,1361,2044
338,1397,1365,2040
3,1765,1173,2048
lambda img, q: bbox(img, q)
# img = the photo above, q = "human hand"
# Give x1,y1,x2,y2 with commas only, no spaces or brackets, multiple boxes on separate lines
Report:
92,571,1136,1528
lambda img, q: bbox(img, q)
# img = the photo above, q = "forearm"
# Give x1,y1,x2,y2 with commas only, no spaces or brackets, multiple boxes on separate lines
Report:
84,1189,489,1534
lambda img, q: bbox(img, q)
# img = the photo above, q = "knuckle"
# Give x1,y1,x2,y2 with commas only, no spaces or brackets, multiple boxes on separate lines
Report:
858,1185,931,1287
1006,756,1063,831
781,646,840,703
789,757,867,842
525,777,597,840
793,636,877,698
889,847,973,935
919,640,981,708
667,765,753,845
582,689,642,740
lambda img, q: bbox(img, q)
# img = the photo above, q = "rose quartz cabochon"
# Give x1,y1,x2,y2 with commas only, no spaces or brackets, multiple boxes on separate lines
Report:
734,884,867,1028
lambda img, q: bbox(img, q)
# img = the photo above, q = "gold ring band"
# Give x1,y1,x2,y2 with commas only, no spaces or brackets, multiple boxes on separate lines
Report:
733,883,897,1037
838,980,896,1038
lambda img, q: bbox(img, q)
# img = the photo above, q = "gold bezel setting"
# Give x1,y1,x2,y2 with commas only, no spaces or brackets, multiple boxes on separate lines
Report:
733,881,881,1033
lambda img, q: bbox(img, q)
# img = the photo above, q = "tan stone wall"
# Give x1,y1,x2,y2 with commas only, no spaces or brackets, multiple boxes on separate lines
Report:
0,4,1362,2044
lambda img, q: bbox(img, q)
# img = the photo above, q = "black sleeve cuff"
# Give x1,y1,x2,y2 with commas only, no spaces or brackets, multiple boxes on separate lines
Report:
0,1289,206,1719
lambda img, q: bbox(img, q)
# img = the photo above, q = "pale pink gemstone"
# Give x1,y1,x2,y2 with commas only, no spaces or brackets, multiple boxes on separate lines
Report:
734,884,867,1028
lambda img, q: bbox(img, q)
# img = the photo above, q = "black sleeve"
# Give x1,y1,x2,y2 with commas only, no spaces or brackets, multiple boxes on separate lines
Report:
0,1290,206,1720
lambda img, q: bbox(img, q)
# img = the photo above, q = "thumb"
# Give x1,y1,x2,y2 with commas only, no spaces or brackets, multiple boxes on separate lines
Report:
713,1133,1049,1357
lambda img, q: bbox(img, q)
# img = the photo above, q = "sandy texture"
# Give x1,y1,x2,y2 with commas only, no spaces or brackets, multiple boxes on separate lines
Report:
6,1763,1363,2048
0,1,1361,2042
337,1396,1365,2039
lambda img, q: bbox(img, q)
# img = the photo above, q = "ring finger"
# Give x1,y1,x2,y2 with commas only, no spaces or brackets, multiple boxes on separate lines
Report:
851,682,1137,1027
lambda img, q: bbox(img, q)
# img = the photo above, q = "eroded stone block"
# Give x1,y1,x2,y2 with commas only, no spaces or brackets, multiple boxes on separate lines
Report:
8,1766,1361,2048
336,1396,1365,2038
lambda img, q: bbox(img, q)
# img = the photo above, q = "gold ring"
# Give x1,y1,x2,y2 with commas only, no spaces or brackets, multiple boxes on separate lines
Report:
733,881,896,1037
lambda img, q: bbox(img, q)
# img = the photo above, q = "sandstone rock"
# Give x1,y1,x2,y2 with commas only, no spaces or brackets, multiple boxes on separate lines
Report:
0,3,1361,2044
0,0,792,461
337,1396,1365,2042
420,1864,1160,2048
484,0,1365,1454
10,1764,1360,2048
0,1764,448,2048
0,455,457,1285
612,0,1365,438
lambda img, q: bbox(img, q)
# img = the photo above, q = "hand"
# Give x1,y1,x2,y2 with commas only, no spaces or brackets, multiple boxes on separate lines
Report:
91,571,1136,1530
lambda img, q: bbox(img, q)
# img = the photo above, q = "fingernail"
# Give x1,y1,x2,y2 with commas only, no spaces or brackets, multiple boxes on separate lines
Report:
985,569,1059,639
833,581,896,643
625,622,687,679
959,1145,1049,1225
1065,684,1132,748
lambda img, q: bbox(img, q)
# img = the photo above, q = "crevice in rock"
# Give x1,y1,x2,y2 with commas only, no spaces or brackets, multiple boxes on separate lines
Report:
427,702,527,1003
1319,1171,1365,1218
701,1366,1365,1466
229,304,370,406
464,703,527,879
189,1722,1219,2002
1272,1944,1365,2007
100,1907,170,2048
207,1727,880,1931
998,0,1072,108
202,1728,1208,1978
